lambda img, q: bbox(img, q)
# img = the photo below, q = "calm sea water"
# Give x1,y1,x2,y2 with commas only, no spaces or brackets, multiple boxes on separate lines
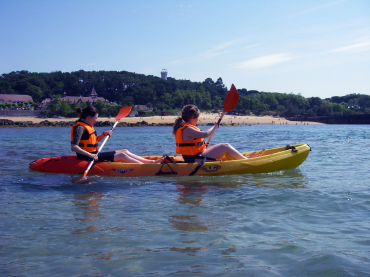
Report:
1,124,370,276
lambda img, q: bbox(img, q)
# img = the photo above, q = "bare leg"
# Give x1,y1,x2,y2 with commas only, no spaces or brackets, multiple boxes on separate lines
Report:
201,143,247,160
114,149,164,164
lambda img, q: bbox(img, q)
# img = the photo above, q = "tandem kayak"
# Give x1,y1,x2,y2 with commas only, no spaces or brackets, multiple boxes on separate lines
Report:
29,144,311,177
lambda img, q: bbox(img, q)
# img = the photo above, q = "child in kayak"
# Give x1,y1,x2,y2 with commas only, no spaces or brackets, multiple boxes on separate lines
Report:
71,106,165,163
173,104,251,163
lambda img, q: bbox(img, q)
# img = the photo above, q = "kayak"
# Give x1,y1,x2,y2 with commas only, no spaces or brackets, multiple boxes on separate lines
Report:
29,144,311,177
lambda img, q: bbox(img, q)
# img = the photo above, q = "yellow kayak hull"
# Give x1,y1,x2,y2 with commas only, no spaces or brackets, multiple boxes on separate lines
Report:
29,144,311,177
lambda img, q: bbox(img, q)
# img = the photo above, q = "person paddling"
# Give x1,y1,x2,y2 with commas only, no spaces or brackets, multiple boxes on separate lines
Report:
173,104,250,163
71,106,164,164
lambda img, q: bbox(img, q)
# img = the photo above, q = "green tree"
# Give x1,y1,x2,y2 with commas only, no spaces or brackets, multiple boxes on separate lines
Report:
276,105,286,116
59,100,73,117
269,94,279,110
94,100,109,117
160,93,173,107
198,86,212,110
317,101,333,116
212,96,223,109
173,89,185,108
107,105,122,117
252,101,269,115
46,95,61,116
25,84,43,102
184,90,196,106
122,96,134,107
308,97,323,108
358,95,370,110
332,103,347,114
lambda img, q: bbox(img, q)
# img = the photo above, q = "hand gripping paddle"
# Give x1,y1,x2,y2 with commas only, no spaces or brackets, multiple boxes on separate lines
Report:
79,106,132,181
207,84,239,144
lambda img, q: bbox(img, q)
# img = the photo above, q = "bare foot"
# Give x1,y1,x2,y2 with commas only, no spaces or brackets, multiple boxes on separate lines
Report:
152,156,167,164
246,151,256,158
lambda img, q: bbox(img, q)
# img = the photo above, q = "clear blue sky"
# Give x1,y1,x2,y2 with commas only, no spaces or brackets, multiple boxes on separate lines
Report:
1,0,369,98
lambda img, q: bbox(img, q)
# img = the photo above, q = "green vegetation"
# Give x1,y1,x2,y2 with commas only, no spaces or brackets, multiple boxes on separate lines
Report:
1,70,369,118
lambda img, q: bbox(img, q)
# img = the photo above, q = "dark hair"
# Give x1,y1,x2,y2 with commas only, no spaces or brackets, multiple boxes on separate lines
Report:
172,104,200,135
76,106,99,120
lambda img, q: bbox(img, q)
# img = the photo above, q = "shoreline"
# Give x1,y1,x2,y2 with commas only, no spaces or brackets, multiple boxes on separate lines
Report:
0,113,323,126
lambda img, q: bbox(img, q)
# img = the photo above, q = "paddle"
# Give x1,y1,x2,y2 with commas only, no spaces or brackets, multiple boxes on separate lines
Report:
79,106,132,181
207,84,239,144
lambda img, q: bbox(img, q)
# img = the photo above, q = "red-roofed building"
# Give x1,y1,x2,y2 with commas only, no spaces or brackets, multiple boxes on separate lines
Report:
41,87,117,109
0,94,33,104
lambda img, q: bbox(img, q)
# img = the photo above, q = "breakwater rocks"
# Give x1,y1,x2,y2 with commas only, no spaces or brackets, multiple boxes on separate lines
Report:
0,119,173,128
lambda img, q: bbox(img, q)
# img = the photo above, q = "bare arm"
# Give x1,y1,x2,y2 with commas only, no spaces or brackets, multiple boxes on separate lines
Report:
182,124,219,142
71,144,97,160
97,130,112,142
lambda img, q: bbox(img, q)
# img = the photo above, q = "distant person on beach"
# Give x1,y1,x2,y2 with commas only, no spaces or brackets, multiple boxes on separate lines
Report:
172,104,252,163
71,106,164,163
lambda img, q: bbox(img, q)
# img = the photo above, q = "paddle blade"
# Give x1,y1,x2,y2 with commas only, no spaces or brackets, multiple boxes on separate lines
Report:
81,170,88,179
77,168,89,182
223,84,239,112
115,106,132,121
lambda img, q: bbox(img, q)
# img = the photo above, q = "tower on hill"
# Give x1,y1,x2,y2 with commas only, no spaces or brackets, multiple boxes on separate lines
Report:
161,69,168,80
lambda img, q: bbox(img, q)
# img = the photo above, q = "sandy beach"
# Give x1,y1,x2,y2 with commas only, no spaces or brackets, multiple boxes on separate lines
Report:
1,113,322,125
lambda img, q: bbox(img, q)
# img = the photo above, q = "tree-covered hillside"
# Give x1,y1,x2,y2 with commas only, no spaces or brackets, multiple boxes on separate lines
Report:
1,70,369,118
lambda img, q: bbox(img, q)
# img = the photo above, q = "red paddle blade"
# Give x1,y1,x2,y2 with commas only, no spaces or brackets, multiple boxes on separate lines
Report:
223,84,239,112
115,106,132,121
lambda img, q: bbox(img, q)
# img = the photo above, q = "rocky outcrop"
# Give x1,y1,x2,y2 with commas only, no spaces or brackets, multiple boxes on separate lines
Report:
0,119,173,127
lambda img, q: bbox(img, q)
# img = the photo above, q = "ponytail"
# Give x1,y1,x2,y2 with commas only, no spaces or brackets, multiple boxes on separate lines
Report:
173,117,184,135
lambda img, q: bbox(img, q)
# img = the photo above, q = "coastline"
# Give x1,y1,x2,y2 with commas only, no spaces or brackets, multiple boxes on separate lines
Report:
0,113,323,126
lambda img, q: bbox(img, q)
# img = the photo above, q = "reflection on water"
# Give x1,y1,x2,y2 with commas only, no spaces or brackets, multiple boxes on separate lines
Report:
169,182,210,255
170,182,209,231
175,183,208,206
170,246,208,254
72,191,103,234
94,252,113,261
170,215,208,232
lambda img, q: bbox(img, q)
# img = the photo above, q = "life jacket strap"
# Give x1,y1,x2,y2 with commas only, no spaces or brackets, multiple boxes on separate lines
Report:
79,143,98,148
176,142,196,147
176,141,204,147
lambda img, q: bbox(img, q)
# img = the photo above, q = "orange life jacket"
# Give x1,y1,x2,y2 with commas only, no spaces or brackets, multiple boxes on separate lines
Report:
175,123,206,155
71,121,98,153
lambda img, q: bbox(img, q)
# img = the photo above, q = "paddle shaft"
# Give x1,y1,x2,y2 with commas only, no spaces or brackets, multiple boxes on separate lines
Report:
206,111,225,144
81,121,118,179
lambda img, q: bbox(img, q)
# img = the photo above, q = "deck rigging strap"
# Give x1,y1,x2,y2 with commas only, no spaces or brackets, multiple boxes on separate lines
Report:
155,162,177,176
42,157,64,165
286,145,297,152
188,156,207,176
